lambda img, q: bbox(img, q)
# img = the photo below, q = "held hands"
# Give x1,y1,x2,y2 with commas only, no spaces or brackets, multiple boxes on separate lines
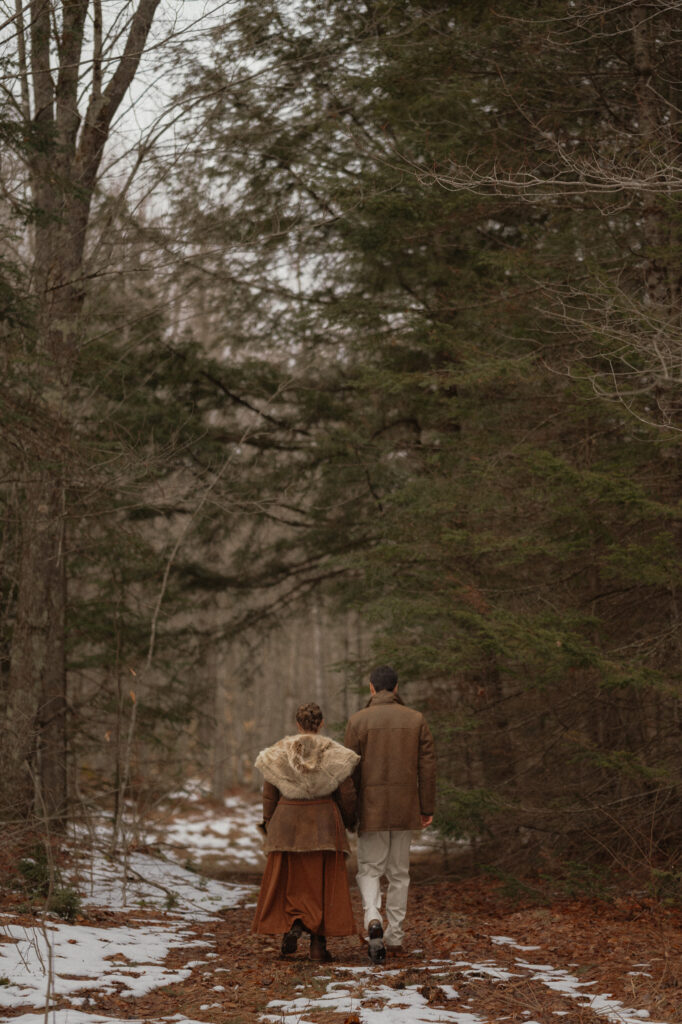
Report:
420,814,433,828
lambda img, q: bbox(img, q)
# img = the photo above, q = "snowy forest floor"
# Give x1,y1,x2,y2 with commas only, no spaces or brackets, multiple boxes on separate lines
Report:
0,786,680,1024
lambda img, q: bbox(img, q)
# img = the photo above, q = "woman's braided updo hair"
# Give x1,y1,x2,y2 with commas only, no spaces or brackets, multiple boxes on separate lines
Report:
295,702,323,733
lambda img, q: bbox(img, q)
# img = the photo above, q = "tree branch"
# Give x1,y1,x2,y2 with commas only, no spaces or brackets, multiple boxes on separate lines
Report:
76,0,161,192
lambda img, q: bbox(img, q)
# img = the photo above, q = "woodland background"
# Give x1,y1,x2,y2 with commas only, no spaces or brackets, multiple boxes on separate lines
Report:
1,0,681,886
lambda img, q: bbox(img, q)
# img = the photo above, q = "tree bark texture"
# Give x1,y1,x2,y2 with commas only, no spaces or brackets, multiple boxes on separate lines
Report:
37,501,68,828
2,478,64,818
631,4,681,419
2,0,162,821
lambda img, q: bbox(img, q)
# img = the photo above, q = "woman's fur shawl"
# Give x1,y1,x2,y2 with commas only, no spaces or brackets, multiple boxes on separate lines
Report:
254,733,360,800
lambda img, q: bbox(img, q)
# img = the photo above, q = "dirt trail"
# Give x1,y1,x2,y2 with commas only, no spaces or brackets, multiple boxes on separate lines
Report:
39,875,678,1024
1,791,680,1024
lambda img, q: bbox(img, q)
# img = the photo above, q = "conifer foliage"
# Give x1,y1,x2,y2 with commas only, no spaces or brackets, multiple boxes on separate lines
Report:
1,1,680,876
170,0,682,869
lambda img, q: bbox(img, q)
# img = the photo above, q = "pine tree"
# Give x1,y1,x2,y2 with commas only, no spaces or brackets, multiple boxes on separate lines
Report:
171,0,682,868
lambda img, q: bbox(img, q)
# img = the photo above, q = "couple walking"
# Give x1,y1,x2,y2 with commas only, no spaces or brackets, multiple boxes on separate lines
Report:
251,665,436,962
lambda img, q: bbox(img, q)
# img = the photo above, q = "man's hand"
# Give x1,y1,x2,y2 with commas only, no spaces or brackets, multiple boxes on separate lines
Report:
420,814,433,828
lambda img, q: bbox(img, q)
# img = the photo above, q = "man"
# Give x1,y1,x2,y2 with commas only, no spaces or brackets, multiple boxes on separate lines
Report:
344,664,436,963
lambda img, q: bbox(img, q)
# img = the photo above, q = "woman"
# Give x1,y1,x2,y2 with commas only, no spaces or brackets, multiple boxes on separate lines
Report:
251,702,360,961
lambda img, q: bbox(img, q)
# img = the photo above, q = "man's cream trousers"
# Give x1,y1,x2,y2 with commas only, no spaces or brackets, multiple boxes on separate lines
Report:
356,830,412,946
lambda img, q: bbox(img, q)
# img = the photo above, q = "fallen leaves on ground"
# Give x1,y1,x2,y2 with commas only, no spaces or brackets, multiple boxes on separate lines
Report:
2,873,680,1023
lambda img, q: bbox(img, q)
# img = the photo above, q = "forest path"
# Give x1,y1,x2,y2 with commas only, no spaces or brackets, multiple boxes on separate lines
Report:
0,789,680,1024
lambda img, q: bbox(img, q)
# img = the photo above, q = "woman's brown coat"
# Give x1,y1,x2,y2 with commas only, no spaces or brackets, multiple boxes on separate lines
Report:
261,777,357,855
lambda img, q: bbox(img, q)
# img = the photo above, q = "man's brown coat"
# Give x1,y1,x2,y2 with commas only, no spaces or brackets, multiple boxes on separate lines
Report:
344,689,436,833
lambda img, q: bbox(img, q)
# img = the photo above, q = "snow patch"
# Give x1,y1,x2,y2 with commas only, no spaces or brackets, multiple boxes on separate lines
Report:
0,918,199,1008
67,848,252,919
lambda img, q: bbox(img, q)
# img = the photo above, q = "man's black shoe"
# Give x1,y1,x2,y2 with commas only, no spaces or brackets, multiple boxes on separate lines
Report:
367,919,386,964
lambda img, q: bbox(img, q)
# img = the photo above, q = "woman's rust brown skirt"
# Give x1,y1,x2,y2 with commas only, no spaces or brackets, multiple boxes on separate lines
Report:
251,850,357,936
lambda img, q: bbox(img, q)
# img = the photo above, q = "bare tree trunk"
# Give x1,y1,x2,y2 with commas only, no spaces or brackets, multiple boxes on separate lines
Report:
284,623,298,731
211,651,229,799
2,478,63,816
341,614,351,721
479,662,517,794
2,0,162,821
632,3,681,423
37,497,68,829
13,0,31,121
312,596,324,705
632,5,669,308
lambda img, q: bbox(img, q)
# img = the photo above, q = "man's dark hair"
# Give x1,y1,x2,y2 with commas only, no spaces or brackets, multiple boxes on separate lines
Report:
370,665,398,692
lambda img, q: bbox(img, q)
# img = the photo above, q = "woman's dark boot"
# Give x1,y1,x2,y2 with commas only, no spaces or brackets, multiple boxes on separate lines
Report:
280,918,304,955
309,934,333,962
